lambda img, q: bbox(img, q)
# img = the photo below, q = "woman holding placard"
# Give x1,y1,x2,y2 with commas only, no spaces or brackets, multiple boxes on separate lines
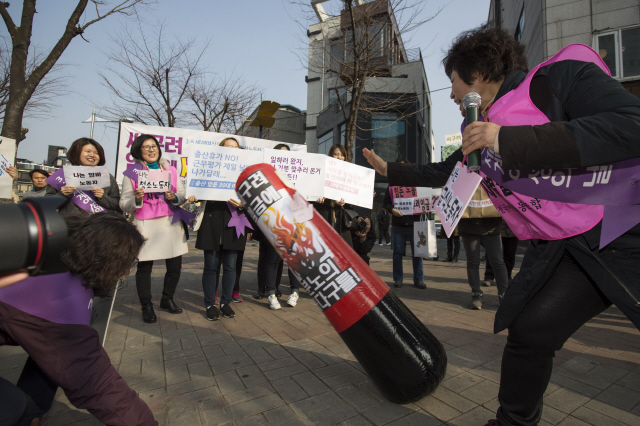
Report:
193,137,248,321
120,134,194,323
313,144,353,247
45,137,121,216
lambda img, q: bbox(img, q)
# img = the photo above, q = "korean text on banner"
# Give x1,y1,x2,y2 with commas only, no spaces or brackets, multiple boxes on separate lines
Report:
138,170,172,193
391,187,442,215
63,165,110,190
116,122,307,192
434,162,483,238
323,157,375,209
186,144,262,201
0,137,16,199
264,148,326,200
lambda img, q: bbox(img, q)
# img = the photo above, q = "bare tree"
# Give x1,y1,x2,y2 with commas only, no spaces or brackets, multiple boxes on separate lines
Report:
0,0,151,143
0,37,71,122
292,0,443,161
184,73,260,134
98,22,210,128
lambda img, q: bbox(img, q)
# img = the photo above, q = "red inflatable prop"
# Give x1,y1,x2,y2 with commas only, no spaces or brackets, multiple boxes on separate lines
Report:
236,164,447,404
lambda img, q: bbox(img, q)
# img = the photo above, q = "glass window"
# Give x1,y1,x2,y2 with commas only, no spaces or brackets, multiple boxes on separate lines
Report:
318,131,333,156
57,148,64,155
622,27,640,77
329,38,343,72
598,33,618,77
371,113,406,163
328,87,346,107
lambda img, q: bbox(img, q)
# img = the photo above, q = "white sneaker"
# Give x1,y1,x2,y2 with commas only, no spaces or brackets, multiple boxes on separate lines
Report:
268,294,281,310
287,292,299,307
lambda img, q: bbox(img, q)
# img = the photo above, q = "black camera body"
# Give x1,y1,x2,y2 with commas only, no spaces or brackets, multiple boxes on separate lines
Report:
0,196,68,276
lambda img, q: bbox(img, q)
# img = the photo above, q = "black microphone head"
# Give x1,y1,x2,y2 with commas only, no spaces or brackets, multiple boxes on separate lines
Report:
463,92,481,109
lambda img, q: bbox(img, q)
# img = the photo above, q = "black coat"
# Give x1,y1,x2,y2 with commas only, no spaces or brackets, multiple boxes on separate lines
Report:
382,184,420,235
195,201,247,251
313,198,353,247
388,60,640,332
353,227,377,263
377,209,390,229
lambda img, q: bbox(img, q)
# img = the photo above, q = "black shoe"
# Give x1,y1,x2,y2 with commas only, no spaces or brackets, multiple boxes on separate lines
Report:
393,281,403,288
160,298,183,314
141,304,157,323
452,255,458,262
220,303,235,318
443,255,453,262
413,281,427,289
253,291,266,299
206,305,219,321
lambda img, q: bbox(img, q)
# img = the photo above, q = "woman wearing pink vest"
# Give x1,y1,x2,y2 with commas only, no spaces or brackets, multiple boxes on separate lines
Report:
365,26,640,426
121,134,194,323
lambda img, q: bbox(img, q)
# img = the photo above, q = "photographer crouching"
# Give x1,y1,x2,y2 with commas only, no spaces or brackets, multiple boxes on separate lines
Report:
0,199,156,425
351,215,377,265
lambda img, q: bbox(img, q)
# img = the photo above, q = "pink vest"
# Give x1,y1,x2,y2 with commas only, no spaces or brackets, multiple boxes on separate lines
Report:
131,164,179,221
480,44,606,240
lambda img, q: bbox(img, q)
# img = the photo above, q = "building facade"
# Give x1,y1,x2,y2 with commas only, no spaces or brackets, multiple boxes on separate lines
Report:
15,145,66,197
238,104,306,144
489,0,640,96
305,0,433,215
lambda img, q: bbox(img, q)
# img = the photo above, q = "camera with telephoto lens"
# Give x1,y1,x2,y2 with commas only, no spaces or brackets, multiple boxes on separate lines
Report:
354,217,368,233
0,196,68,276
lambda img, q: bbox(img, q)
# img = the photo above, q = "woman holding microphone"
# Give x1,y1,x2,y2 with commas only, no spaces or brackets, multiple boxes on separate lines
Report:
120,134,194,323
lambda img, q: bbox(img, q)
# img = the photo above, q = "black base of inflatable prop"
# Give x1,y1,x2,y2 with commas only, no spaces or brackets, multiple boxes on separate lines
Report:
339,291,447,404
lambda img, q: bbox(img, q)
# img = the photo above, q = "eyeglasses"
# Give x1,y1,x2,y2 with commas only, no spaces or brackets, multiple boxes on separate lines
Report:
141,145,158,151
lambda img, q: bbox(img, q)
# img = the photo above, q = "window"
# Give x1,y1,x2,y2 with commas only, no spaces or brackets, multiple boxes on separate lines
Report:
57,148,65,155
329,38,343,72
317,131,333,156
597,26,640,79
514,6,525,42
371,113,406,163
328,87,347,107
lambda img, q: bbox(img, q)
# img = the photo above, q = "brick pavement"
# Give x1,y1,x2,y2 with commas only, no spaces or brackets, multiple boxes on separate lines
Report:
1,239,639,425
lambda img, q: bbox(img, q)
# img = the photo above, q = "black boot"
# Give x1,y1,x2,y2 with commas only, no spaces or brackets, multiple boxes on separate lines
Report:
141,304,157,323
443,254,453,262
160,298,183,314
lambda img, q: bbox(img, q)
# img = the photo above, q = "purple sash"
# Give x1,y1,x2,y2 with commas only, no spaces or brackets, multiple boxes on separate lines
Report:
46,168,107,214
0,272,94,325
123,162,195,225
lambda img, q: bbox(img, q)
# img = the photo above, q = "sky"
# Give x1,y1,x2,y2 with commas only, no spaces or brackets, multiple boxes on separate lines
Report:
9,0,491,172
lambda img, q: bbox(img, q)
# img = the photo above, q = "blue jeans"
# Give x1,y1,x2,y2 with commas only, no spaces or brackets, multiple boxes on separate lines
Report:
203,248,238,306
392,231,424,283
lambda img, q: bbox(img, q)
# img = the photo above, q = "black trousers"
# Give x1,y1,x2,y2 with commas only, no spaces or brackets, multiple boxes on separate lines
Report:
485,236,519,280
378,227,390,244
446,236,460,257
136,256,182,305
497,251,612,425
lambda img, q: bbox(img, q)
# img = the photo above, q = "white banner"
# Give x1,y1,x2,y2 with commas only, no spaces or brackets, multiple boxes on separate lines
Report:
63,165,110,190
0,137,16,199
186,144,262,200
391,187,443,215
138,170,172,193
323,157,375,209
116,122,307,188
263,148,326,201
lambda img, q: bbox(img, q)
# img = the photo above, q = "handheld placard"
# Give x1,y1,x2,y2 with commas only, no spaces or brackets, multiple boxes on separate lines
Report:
463,92,482,172
236,164,447,404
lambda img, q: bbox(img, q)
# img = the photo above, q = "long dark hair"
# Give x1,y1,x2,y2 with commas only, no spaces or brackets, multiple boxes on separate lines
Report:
61,213,145,291
443,24,528,85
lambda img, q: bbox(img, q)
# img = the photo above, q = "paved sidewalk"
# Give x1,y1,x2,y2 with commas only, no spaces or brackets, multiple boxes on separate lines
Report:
1,240,639,425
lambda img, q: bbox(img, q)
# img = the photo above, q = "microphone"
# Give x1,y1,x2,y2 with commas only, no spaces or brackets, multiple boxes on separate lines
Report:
236,164,447,404
463,92,482,171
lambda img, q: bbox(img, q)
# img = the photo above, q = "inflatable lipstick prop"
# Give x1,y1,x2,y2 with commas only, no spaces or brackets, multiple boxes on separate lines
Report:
236,164,447,404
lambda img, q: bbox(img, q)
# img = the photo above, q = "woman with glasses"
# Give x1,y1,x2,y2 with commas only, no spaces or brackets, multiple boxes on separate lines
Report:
120,134,195,323
46,137,121,215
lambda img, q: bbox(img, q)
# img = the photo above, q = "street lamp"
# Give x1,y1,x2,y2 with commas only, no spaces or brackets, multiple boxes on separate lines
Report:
82,106,134,138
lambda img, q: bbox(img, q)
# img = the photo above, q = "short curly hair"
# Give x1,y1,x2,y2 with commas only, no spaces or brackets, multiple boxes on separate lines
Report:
443,25,528,85
61,213,145,291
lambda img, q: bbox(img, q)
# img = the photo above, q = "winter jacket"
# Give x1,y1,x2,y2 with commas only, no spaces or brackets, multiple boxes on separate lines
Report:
0,273,156,425
313,198,354,247
377,208,390,229
195,201,247,251
387,60,640,333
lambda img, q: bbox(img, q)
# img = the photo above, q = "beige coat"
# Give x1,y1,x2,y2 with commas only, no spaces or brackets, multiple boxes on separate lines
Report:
120,159,188,261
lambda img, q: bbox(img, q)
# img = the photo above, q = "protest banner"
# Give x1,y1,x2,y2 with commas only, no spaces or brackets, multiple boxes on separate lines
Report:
0,137,16,199
263,148,326,200
324,156,375,209
434,162,483,238
137,170,172,193
390,186,443,215
116,122,307,189
63,165,110,190
186,144,262,200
